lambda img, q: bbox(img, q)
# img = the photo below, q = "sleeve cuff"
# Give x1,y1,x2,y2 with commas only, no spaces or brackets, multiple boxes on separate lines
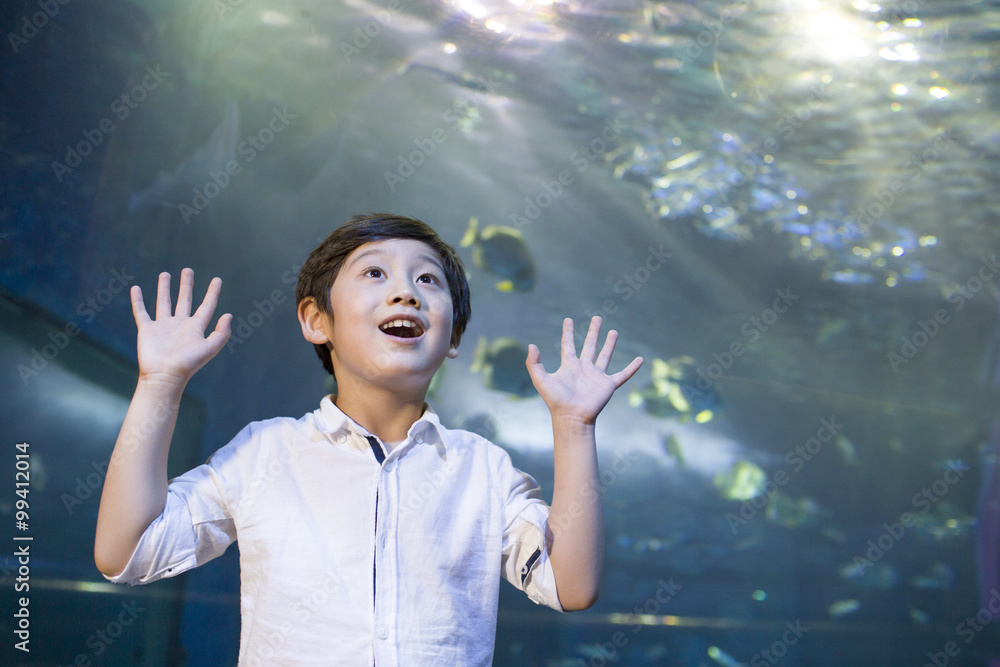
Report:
102,492,201,586
509,517,564,612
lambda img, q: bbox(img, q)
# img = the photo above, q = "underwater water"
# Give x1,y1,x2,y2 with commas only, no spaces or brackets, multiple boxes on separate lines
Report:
1,0,999,664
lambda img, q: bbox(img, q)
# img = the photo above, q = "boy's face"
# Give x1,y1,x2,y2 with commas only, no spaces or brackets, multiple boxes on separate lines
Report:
300,238,460,393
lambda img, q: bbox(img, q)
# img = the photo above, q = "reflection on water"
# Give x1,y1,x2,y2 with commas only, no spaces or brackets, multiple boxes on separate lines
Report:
2,0,999,664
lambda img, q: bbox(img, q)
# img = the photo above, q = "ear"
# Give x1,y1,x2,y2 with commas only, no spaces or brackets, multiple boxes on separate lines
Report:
297,297,332,345
447,329,462,359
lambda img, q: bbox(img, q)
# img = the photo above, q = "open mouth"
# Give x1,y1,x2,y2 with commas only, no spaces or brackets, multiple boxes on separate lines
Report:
378,318,425,339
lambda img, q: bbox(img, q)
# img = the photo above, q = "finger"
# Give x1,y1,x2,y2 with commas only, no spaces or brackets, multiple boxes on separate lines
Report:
192,276,223,327
594,328,619,371
154,272,173,320
580,316,602,362
130,285,151,327
610,356,644,388
560,318,577,361
524,343,548,382
175,268,195,317
204,313,233,354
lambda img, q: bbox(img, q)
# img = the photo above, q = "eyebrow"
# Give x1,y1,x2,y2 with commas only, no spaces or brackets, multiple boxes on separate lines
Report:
348,247,445,272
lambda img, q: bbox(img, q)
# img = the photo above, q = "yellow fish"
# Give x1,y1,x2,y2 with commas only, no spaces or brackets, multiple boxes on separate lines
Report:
460,217,535,292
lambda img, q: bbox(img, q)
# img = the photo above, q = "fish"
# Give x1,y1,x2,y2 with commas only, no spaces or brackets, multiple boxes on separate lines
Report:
823,527,847,543
714,460,765,501
627,356,720,423
707,645,744,667
827,599,861,617
835,435,859,466
460,217,536,292
911,562,954,590
913,502,976,541
661,432,685,467
839,561,897,590
127,101,240,217
470,337,537,398
765,492,819,529
816,318,849,344
28,453,48,492
666,150,703,171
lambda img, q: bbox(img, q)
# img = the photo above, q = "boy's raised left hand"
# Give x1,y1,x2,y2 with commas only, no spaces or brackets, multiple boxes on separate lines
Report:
526,316,643,426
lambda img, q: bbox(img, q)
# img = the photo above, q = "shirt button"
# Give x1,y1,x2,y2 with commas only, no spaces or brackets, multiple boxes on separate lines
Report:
415,434,424,444
378,626,388,640
384,461,394,472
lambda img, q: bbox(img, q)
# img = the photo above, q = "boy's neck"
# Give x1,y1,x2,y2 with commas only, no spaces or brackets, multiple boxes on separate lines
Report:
334,386,427,446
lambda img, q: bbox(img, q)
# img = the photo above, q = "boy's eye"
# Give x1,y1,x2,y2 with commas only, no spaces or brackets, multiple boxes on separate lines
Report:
364,268,384,278
417,273,439,284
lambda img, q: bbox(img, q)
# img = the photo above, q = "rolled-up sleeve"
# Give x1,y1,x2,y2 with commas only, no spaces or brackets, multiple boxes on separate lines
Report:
104,424,257,586
494,448,564,612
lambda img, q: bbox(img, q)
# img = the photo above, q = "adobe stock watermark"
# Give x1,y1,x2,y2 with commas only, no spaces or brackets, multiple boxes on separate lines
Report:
711,79,831,202
243,438,312,506
179,106,295,224
338,0,411,62
242,569,343,665
227,234,326,353
578,244,672,348
584,577,682,667
61,459,110,515
7,0,71,54
727,416,842,533
883,0,923,21
888,254,999,372
17,268,135,385
748,620,809,667
51,66,169,182
682,287,798,402
509,114,629,229
847,129,955,237
58,600,145,667
921,588,1000,667
61,397,176,515
384,70,507,192
213,0,246,19
844,462,968,578
225,260,302,354
109,396,174,465
398,445,470,520
675,0,750,68
547,449,639,539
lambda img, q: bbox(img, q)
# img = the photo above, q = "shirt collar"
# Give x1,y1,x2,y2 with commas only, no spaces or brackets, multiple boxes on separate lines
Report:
314,395,447,450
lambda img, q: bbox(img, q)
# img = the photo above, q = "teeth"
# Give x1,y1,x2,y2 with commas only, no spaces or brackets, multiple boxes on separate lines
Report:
380,319,424,334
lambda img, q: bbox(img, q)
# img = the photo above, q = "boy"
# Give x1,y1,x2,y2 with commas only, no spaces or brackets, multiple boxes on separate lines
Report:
95,213,643,665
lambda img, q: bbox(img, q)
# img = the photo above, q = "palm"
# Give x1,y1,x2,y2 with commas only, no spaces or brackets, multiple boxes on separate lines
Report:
526,317,643,424
132,269,231,384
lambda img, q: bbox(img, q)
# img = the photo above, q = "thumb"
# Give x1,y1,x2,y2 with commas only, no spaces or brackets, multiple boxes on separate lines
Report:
204,313,233,355
525,343,546,380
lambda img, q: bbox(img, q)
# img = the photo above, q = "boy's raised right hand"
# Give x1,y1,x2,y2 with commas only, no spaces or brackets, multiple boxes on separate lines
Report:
132,268,232,387
96,268,230,577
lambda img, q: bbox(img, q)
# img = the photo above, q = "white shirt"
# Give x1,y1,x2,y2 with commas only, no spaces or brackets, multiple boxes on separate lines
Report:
106,396,563,665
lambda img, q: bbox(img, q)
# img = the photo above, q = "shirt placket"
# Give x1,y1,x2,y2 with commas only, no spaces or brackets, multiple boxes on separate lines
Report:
368,435,399,666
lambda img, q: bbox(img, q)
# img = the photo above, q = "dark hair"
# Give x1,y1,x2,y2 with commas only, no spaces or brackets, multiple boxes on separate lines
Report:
296,213,472,376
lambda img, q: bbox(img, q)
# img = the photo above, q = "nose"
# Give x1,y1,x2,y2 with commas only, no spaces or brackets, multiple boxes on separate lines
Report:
389,282,420,308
